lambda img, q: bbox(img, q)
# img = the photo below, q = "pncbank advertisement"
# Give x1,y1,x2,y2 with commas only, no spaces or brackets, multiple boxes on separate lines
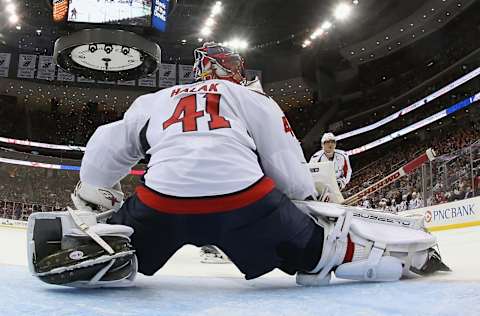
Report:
402,197,480,231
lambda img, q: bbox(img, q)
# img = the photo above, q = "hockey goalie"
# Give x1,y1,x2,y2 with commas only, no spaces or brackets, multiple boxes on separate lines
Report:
27,43,450,288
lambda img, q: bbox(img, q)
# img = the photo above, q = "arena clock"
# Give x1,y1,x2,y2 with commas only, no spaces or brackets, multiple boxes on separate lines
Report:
54,29,161,81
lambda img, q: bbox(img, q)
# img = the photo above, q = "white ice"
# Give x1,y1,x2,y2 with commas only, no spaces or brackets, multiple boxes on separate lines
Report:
0,227,479,316
69,0,150,24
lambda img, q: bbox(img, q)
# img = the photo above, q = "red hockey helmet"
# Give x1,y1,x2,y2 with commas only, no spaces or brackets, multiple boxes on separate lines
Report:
193,42,246,84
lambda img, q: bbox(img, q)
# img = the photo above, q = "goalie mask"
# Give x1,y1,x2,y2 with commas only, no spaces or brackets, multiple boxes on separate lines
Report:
193,42,246,84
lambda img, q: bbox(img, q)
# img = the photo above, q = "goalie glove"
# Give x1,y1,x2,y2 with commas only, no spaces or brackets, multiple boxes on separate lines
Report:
71,181,124,213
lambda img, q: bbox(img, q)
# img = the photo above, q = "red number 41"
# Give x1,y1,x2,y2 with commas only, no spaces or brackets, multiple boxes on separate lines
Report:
163,94,231,132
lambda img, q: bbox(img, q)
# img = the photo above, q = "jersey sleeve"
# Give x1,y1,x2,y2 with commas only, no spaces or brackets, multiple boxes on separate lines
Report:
240,91,317,200
80,96,149,188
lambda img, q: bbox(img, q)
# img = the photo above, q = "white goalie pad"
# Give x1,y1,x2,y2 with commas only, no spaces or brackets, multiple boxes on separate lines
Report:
27,210,137,288
294,200,425,230
308,162,345,203
294,200,440,285
294,200,434,252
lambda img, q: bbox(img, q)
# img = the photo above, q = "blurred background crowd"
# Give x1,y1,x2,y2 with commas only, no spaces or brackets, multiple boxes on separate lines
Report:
1,0,479,220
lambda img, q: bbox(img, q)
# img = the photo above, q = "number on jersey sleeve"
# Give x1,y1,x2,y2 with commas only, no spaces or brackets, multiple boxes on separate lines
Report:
282,116,295,137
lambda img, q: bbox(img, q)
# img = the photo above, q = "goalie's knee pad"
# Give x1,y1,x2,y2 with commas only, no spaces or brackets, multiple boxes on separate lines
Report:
294,201,450,286
27,210,137,288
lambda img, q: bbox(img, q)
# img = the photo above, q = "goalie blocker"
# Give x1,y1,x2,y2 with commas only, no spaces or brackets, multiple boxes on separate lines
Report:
27,210,138,288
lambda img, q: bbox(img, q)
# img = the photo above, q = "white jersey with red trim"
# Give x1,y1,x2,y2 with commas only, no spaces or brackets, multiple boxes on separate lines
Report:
80,79,316,200
309,149,352,189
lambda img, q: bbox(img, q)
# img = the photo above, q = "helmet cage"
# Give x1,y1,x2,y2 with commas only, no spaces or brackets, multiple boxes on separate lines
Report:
193,44,246,84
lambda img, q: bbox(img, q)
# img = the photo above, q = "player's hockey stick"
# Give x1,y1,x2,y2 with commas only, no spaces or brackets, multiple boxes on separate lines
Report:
344,148,436,206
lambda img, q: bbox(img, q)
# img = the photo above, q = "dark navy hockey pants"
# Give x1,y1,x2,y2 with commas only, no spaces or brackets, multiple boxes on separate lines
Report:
108,185,324,280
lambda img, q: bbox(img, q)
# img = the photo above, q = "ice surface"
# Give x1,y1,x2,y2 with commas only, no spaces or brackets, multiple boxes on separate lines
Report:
0,227,479,316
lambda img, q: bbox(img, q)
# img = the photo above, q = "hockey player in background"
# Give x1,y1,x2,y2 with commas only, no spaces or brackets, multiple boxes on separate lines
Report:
27,43,449,288
309,133,352,191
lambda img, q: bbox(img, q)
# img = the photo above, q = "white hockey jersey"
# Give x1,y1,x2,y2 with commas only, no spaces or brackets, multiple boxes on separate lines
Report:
309,149,352,188
80,79,316,201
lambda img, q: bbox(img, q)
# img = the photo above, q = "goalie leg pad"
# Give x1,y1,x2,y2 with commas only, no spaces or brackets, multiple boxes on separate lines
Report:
293,201,450,285
27,211,137,288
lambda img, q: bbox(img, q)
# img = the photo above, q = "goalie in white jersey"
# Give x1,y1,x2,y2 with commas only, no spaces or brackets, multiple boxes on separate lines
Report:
27,43,449,288
310,132,352,190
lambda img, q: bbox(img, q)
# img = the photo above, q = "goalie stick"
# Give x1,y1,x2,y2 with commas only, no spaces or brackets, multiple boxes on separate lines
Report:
344,148,436,206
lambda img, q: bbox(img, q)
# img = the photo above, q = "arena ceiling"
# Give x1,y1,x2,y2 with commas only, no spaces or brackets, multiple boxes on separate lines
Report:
0,0,475,86
0,0,465,57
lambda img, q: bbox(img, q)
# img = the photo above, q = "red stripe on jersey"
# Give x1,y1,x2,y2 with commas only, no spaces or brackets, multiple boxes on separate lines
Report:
136,177,276,214
343,156,348,177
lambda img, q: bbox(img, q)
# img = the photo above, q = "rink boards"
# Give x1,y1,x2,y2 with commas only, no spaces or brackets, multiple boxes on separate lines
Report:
1,197,480,267
401,196,480,231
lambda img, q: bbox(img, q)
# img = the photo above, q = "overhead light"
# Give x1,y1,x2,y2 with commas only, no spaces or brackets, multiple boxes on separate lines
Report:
333,3,352,21
310,28,324,40
9,14,19,24
6,4,16,14
211,2,223,16
201,27,212,36
224,38,248,50
353,0,359,4
238,40,248,50
321,21,332,30
198,38,203,42
15,25,21,30
181,39,187,44
205,18,215,27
